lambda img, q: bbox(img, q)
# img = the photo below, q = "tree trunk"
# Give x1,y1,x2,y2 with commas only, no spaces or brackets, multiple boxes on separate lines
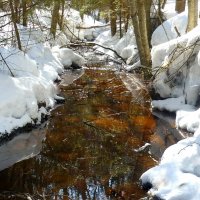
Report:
110,0,117,36
137,0,151,67
50,0,61,39
175,0,186,13
124,13,129,33
145,0,152,45
9,0,22,50
58,0,65,30
119,4,122,38
22,0,28,26
186,0,198,32
123,0,129,33
129,0,151,70
13,0,20,24
161,0,167,9
129,0,145,65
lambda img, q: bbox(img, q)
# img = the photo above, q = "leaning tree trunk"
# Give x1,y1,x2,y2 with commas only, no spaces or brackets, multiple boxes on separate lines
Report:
9,0,22,50
50,0,61,39
186,0,198,32
110,0,117,36
175,0,186,13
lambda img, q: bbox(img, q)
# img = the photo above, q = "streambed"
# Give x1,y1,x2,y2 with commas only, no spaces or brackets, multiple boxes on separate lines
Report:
0,66,182,199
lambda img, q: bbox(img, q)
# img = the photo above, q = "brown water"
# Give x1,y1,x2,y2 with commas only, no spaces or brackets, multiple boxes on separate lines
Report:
0,68,182,199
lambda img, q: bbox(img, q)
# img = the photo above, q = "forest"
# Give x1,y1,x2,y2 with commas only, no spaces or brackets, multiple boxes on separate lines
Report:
0,0,199,199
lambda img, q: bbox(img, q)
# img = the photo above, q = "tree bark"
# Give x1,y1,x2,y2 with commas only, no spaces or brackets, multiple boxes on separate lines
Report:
58,0,65,30
129,0,151,69
130,0,145,64
50,0,61,39
175,0,186,13
137,0,151,67
186,0,198,32
145,0,152,45
13,0,20,24
22,0,28,26
9,0,22,50
110,0,117,36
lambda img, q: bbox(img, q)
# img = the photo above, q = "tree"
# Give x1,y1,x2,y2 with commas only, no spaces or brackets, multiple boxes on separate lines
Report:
129,0,151,71
186,0,198,32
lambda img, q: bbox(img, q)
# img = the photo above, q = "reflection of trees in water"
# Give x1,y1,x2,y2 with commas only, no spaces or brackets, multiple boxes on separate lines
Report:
0,69,157,199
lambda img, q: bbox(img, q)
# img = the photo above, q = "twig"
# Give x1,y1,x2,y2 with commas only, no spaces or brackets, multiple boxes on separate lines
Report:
61,41,126,64
174,26,181,37
0,52,14,77
178,142,200,154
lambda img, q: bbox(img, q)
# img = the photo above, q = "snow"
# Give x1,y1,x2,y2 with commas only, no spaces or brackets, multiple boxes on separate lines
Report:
0,9,86,136
2,2,200,199
94,29,138,68
140,132,200,200
152,96,195,112
151,12,188,46
52,46,85,68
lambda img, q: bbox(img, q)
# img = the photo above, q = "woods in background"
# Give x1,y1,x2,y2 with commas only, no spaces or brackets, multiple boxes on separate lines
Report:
0,0,199,73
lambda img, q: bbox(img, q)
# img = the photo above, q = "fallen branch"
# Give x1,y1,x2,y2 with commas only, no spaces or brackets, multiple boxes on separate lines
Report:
76,23,110,29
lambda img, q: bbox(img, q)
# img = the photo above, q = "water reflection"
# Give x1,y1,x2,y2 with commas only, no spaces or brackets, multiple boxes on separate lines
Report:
0,68,180,199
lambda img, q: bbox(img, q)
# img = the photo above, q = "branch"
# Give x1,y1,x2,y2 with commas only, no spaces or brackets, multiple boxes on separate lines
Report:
61,41,126,64
0,52,14,77
76,23,110,29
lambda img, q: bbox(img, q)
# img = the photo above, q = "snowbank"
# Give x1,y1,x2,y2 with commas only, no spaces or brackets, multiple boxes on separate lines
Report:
52,46,85,68
152,18,200,130
141,7,200,200
141,129,200,200
0,9,87,136
151,12,188,46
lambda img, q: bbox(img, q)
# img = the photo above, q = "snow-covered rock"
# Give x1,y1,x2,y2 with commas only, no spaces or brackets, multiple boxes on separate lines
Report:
52,47,85,68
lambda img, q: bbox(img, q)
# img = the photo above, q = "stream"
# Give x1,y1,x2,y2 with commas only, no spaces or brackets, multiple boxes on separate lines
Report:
0,65,183,199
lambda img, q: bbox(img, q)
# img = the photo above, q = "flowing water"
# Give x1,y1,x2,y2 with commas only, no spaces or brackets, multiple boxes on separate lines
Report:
0,66,183,199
